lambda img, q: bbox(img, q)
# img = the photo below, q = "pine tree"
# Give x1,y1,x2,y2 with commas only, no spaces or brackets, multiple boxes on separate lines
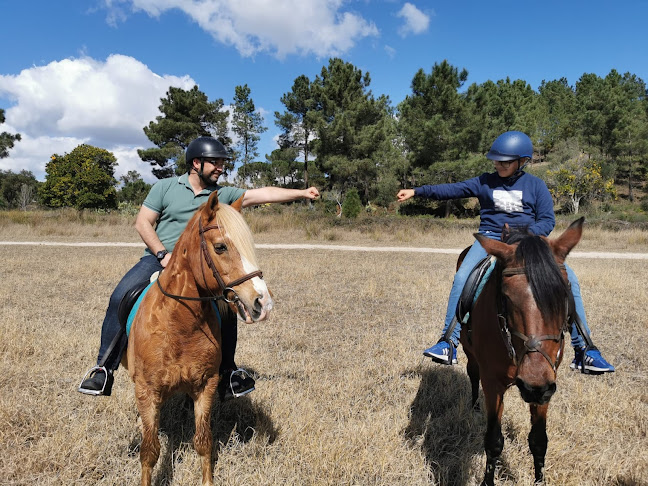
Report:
275,75,318,188
0,108,21,159
232,84,267,166
139,86,230,178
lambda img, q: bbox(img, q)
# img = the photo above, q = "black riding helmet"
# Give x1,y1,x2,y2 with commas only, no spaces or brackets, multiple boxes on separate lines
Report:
186,137,230,166
185,136,231,183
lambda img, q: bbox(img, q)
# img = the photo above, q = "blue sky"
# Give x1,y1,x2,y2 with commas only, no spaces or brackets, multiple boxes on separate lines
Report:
1,0,646,183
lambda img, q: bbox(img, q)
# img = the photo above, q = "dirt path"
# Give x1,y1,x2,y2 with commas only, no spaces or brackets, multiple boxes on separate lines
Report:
1,241,647,259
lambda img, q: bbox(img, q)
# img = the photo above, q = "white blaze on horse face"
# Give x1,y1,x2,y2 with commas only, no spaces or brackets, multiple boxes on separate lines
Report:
241,254,273,311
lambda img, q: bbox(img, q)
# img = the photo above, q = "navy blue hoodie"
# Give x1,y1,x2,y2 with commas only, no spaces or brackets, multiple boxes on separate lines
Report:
413,171,555,239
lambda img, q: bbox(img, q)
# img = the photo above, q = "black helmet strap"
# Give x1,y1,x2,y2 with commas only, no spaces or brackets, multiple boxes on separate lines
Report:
189,157,212,185
197,158,213,185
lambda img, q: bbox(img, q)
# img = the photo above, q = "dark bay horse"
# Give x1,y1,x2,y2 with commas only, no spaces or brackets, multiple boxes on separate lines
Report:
123,192,273,486
460,218,584,486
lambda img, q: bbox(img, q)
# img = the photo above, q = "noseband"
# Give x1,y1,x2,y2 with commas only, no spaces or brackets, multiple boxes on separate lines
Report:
498,265,569,375
156,219,263,314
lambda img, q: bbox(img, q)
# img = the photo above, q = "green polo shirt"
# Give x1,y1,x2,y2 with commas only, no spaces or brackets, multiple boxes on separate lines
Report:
141,173,246,254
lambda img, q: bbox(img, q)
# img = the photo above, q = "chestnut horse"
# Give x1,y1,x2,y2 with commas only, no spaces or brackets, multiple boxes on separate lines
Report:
123,191,273,486
460,218,584,486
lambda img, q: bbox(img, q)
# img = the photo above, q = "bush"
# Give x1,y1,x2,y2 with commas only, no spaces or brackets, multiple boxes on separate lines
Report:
342,188,362,219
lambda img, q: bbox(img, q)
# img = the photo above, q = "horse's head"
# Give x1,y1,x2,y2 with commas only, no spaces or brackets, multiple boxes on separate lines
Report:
475,217,584,405
188,191,273,323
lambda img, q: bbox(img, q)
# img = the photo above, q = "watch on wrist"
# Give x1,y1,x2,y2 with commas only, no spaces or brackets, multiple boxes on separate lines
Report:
156,250,168,262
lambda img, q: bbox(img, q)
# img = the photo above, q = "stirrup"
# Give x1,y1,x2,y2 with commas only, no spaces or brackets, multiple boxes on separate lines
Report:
230,367,255,398
441,339,457,365
78,365,110,396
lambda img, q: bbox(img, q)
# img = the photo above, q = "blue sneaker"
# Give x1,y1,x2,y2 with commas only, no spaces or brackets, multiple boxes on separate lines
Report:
423,340,457,365
570,347,615,374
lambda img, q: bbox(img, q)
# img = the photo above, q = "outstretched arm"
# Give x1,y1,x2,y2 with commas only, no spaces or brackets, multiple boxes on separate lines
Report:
242,186,320,208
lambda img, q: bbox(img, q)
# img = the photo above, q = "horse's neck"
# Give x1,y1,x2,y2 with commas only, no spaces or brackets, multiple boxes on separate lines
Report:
159,264,212,313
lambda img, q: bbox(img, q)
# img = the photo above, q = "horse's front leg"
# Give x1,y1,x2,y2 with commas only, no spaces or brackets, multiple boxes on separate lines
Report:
193,376,219,486
464,349,481,410
480,380,506,486
528,403,549,485
135,383,162,486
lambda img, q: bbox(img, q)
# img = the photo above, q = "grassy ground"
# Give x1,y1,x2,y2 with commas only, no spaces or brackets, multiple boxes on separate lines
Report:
1,212,647,485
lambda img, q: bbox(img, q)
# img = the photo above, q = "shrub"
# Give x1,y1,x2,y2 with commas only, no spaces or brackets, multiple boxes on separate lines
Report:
342,188,362,219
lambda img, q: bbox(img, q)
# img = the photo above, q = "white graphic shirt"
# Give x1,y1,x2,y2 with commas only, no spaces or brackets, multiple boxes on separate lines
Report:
493,189,523,213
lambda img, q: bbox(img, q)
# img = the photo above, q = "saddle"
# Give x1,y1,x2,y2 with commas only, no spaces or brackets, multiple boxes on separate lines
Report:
456,256,496,324
117,280,152,333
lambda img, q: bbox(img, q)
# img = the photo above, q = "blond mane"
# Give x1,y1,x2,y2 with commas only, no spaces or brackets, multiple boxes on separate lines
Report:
214,203,258,267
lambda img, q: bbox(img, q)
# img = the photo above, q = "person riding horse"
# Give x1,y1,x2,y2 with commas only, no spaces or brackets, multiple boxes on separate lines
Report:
396,130,615,375
79,136,319,398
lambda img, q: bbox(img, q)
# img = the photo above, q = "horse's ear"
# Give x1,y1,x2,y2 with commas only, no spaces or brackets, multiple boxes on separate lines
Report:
230,195,244,212
207,191,220,212
550,217,584,262
501,224,511,242
475,233,514,262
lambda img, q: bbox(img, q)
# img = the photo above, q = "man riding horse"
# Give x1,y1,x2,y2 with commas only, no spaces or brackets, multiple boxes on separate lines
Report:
79,136,319,399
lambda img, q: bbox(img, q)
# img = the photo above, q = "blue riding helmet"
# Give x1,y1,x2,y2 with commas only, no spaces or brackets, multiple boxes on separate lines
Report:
486,131,533,161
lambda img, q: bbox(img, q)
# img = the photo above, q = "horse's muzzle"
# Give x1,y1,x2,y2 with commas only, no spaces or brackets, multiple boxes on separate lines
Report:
515,378,557,405
236,293,273,323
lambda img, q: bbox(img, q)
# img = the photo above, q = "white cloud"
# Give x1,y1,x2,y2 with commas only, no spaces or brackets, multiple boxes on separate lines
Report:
396,3,430,37
384,45,396,59
0,55,195,181
104,0,379,58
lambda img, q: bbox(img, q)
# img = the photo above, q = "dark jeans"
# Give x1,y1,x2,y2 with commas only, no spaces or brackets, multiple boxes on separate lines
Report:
96,254,237,372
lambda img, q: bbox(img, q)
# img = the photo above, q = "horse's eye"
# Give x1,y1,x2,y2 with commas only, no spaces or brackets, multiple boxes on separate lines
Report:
213,243,227,254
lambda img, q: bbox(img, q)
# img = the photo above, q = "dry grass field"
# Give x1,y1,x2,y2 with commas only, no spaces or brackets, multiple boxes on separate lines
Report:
1,212,647,485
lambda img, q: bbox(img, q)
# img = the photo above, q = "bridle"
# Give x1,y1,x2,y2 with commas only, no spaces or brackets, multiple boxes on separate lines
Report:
156,218,263,317
497,264,570,376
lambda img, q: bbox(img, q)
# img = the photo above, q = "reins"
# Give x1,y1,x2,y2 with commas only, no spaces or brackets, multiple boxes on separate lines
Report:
498,263,569,375
156,218,263,313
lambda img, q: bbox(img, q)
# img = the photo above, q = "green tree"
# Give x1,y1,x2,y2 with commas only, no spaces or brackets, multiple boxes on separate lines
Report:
0,108,21,158
117,170,151,206
465,77,538,154
139,86,231,178
265,148,305,187
341,187,362,218
576,70,648,200
232,84,267,166
275,75,319,187
397,60,487,215
313,58,397,203
40,145,118,210
398,60,476,171
236,161,273,188
536,78,578,156
608,72,648,201
0,169,39,209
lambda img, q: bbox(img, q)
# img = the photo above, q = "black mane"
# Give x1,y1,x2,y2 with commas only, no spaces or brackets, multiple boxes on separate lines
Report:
505,227,569,322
